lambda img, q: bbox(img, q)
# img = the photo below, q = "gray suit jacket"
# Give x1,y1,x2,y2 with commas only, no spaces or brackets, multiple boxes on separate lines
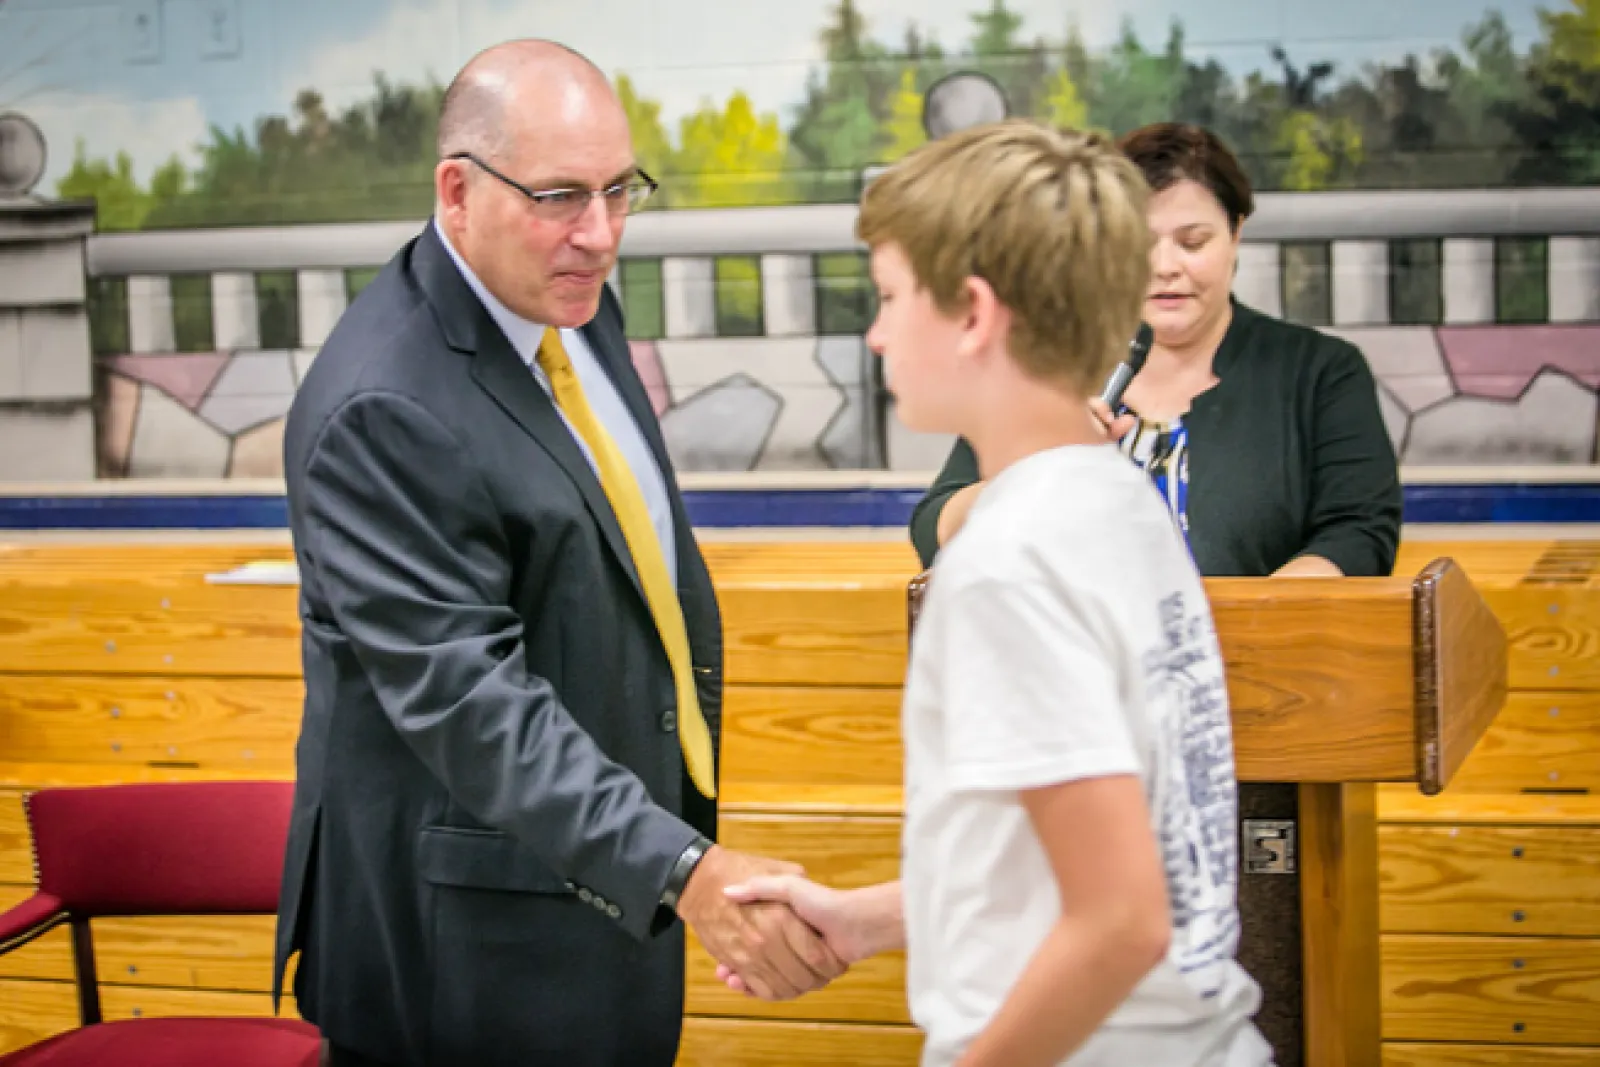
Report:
274,222,722,1067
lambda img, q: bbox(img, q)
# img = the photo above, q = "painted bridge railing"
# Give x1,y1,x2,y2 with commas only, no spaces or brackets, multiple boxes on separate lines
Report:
10,187,1600,483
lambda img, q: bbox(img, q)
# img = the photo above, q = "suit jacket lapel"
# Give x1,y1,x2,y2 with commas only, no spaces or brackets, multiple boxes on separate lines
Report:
411,224,645,602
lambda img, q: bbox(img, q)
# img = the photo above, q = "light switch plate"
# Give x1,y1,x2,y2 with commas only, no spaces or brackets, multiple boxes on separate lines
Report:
199,0,241,59
121,0,162,64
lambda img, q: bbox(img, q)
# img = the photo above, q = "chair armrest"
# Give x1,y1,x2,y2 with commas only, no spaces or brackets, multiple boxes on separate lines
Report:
0,892,68,956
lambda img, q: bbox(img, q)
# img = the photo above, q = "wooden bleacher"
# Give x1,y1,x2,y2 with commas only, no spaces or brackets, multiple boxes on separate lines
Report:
0,538,1596,1065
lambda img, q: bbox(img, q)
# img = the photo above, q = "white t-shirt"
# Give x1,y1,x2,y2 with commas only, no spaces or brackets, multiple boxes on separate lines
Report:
902,444,1272,1067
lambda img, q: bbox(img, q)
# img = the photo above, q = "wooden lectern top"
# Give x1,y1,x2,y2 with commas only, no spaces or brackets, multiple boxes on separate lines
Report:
910,557,1507,796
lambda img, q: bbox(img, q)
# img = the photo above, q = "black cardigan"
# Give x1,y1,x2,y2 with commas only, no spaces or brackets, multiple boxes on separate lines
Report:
908,301,1404,578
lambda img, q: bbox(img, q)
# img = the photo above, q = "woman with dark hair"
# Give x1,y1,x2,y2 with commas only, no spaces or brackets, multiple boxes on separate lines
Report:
905,122,1402,1067
909,121,1401,580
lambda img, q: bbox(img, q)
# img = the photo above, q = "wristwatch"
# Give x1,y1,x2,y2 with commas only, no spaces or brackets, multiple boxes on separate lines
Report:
660,835,714,910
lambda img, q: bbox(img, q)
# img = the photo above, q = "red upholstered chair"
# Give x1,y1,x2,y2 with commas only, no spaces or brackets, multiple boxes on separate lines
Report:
0,781,321,1066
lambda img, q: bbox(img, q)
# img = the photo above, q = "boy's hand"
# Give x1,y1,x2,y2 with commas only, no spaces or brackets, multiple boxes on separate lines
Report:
677,848,846,1001
715,876,877,994
1088,397,1137,442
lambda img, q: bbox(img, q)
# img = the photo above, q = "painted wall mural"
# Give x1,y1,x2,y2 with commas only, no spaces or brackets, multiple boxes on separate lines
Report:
2,0,1597,479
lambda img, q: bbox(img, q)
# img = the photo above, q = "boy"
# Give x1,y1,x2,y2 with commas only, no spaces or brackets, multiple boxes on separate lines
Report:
719,121,1272,1066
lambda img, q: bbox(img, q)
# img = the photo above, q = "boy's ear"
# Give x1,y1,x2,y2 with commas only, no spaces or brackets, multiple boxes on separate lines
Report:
960,275,1009,358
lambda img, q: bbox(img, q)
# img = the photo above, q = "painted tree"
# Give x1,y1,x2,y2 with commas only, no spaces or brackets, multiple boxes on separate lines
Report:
880,68,926,160
788,0,895,197
1506,0,1600,182
966,0,1050,118
1275,111,1364,190
1088,20,1188,136
1542,0,1600,83
1037,66,1089,131
55,143,186,231
144,76,445,226
672,90,789,207
616,73,674,200
969,0,1023,57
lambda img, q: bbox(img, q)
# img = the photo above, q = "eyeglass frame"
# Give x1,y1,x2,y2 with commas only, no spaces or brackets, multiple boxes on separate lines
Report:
446,151,658,222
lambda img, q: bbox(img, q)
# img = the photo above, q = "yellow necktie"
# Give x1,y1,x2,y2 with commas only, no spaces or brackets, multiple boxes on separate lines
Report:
535,328,716,798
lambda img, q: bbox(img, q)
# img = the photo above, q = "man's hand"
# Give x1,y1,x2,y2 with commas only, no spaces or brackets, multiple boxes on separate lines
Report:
715,876,904,996
675,846,847,1001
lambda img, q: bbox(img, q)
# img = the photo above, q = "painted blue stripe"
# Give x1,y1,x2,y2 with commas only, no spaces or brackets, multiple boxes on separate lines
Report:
2,484,1600,530
1401,483,1600,524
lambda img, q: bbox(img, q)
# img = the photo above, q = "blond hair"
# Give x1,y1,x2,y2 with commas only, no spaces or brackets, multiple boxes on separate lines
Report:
858,120,1151,394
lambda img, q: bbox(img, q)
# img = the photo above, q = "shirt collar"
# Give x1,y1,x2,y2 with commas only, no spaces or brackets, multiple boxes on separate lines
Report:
433,218,547,369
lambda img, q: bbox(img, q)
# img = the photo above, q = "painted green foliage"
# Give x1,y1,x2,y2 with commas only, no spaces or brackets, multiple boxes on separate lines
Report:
47,0,1600,229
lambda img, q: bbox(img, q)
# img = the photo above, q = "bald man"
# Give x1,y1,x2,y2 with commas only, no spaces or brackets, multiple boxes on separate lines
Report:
273,40,844,1067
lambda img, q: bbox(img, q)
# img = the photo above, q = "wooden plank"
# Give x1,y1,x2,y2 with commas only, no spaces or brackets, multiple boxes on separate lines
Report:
702,541,920,584
0,544,293,575
0,578,302,677
0,977,80,1056
1301,781,1383,1067
718,585,910,688
1,539,1594,696
722,782,904,817
741,677,1600,809
1394,542,1568,586
0,790,32,885
1395,539,1600,589
0,675,301,772
1210,581,1415,783
0,762,279,790
1482,586,1600,691
1350,541,1600,691
687,937,909,1025
676,1017,921,1067
1384,1045,1600,1066
723,687,901,788
719,812,901,889
1378,787,1600,828
0,535,1551,588
1382,934,1600,1044
0,680,899,789
0,914,279,993
0,978,296,1056
0,541,1565,788
1379,825,1600,936
1445,692,1600,794
697,541,917,688
1412,560,1508,794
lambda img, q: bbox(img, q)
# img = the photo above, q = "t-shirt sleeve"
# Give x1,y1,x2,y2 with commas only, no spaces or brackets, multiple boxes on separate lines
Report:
939,574,1142,793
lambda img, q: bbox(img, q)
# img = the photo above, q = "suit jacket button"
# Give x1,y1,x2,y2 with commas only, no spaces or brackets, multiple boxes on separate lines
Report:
606,903,622,919
660,709,677,732
577,888,593,903
592,895,608,911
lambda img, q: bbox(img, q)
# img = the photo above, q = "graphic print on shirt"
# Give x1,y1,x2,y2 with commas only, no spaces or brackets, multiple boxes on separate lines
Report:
1142,590,1240,999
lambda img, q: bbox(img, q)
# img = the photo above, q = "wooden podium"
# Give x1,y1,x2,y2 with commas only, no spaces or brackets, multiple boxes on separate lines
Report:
908,558,1508,1067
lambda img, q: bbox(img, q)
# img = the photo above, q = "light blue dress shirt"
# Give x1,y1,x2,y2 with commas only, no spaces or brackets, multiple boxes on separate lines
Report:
435,222,678,586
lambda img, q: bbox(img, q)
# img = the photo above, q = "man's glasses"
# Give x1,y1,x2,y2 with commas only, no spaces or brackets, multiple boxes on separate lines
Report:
448,152,658,223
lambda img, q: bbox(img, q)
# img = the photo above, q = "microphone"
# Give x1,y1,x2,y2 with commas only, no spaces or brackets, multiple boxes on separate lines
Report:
1098,323,1153,414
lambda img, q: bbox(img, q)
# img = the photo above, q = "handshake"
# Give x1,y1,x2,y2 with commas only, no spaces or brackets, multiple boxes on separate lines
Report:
673,844,901,1001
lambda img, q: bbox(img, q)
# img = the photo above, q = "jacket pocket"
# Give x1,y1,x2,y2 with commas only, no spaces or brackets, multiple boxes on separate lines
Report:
416,826,571,894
